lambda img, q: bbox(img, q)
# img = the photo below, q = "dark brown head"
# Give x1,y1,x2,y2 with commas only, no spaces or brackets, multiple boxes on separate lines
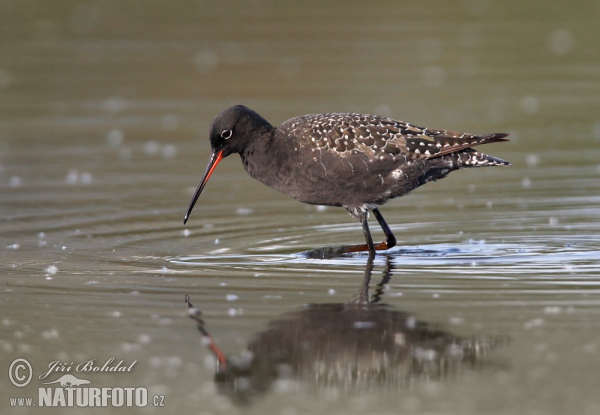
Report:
184,105,273,224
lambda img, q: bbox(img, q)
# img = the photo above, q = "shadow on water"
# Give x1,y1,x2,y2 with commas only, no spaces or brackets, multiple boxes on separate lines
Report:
185,257,509,406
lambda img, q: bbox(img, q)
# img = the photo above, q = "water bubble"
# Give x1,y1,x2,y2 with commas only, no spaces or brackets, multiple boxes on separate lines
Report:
522,177,532,188
79,172,92,184
328,289,336,295
9,176,21,188
143,141,160,156
41,328,59,340
182,229,191,237
161,144,177,159
526,154,540,167
315,205,328,212
226,294,239,302
194,49,219,74
161,114,179,131
549,217,559,227
520,95,540,114
6,243,19,249
45,265,58,275
106,129,124,147
235,207,253,215
102,96,126,114
548,29,574,55
543,306,562,314
422,66,446,87
66,169,79,184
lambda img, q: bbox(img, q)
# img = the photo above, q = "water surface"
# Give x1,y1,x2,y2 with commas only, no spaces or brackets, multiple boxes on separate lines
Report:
1,1,600,414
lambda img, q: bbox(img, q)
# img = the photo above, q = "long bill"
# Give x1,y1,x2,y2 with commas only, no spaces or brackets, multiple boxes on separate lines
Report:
183,150,224,224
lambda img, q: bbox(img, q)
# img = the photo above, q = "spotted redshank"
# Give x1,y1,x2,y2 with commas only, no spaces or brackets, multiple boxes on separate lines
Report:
184,105,510,257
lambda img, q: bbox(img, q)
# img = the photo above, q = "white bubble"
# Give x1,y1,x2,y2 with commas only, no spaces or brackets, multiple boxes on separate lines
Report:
182,229,191,237
41,328,59,340
102,96,126,114
9,176,21,188
45,265,58,275
520,95,540,114
161,114,179,131
66,169,78,184
235,207,253,215
194,49,219,74
548,29,574,55
107,129,124,147
543,306,562,314
143,141,160,156
328,289,336,295
422,66,446,87
6,243,19,250
161,144,177,159
526,154,540,167
522,177,532,188
226,294,239,302
549,217,559,227
315,205,328,212
79,172,92,184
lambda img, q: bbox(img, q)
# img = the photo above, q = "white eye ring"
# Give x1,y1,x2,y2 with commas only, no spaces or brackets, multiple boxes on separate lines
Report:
221,129,232,139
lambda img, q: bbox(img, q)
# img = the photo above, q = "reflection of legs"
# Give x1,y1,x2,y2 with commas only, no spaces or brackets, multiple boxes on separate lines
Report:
352,255,393,304
186,296,227,371
370,256,393,304
343,208,397,257
352,254,375,304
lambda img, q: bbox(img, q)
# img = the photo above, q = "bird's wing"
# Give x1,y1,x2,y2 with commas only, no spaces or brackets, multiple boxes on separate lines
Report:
283,113,508,161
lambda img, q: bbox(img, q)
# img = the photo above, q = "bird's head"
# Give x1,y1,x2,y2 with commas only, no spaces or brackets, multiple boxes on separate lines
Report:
184,105,272,224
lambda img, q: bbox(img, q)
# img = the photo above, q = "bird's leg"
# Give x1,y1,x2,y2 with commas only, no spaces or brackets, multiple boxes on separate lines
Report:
360,211,377,257
342,209,395,256
372,207,396,250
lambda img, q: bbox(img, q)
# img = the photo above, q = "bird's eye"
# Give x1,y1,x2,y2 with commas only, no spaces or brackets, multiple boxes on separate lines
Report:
221,129,232,139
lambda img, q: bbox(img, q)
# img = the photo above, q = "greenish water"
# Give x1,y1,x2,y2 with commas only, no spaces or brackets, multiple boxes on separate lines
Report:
1,1,600,414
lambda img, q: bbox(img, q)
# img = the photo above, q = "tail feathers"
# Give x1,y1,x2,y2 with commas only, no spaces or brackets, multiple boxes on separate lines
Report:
454,149,512,167
432,133,509,158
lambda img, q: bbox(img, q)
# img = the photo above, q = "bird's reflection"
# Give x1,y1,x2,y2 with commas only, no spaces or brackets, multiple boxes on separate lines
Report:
186,257,508,405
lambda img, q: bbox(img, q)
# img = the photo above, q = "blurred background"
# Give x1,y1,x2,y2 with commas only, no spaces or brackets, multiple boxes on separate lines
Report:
1,1,599,414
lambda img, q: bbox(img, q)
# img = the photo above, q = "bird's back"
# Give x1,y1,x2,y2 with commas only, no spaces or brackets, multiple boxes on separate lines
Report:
248,112,510,211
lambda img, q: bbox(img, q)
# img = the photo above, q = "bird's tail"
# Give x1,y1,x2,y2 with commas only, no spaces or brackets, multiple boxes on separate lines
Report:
454,148,512,167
